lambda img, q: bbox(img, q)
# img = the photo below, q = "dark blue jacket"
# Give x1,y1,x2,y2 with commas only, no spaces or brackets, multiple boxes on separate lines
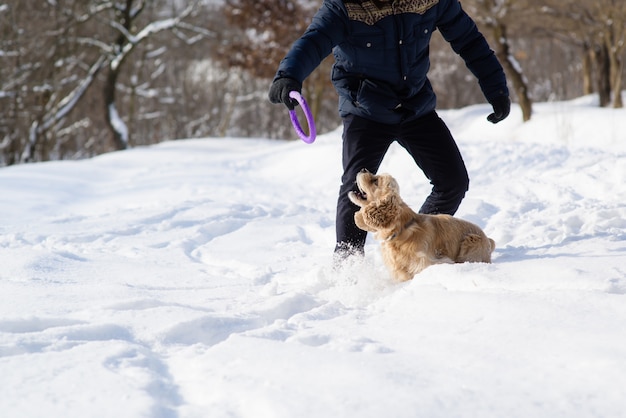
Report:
275,0,509,124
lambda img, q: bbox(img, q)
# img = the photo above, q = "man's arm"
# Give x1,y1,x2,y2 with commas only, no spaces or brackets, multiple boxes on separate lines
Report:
274,0,348,83
436,0,509,102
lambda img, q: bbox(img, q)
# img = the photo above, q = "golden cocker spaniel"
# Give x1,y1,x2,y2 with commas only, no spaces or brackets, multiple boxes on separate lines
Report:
349,170,495,281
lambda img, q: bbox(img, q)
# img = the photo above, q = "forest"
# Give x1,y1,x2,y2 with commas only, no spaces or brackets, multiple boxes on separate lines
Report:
1,0,624,165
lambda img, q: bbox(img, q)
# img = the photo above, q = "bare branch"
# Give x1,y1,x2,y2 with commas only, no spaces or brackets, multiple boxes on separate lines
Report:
109,1,201,71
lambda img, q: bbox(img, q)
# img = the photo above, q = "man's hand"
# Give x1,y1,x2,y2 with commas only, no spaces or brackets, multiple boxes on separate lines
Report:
487,96,511,124
268,78,302,110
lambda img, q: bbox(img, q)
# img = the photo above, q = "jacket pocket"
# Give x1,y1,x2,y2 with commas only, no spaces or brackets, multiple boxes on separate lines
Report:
348,27,387,69
354,78,400,112
413,22,434,59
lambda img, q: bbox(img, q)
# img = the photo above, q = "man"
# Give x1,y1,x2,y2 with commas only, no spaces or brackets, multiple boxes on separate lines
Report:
269,0,510,260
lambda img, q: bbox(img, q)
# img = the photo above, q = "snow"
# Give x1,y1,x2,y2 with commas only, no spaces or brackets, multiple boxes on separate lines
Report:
1,95,626,417
108,103,129,146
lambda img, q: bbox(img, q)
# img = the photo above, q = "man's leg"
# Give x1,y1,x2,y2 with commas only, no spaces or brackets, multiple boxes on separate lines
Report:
397,111,469,215
335,115,395,257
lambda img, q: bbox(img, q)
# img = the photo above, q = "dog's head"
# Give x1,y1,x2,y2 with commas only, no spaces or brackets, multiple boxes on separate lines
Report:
348,170,401,230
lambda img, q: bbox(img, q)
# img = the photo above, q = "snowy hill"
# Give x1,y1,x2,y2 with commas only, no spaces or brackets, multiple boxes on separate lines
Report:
1,96,626,417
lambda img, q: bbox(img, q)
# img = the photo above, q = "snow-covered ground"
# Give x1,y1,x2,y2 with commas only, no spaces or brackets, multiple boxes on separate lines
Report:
1,96,626,418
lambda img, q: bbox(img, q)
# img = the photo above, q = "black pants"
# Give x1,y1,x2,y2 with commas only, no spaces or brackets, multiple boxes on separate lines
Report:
335,111,469,254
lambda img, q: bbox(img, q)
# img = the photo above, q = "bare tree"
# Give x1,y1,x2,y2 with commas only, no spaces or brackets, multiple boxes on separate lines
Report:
90,0,207,150
0,1,211,164
593,0,625,108
463,0,533,121
1,0,88,164
539,0,625,108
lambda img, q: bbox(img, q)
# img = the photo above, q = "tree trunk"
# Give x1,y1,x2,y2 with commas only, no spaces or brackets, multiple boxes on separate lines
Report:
608,48,624,108
594,44,611,107
104,66,128,150
493,23,532,122
103,0,134,150
582,43,593,95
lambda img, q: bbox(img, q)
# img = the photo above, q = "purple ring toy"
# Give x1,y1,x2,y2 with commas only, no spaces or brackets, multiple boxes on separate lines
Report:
288,91,317,144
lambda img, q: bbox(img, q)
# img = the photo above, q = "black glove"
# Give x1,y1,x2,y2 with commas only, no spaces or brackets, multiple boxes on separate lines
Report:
487,96,511,124
269,77,301,110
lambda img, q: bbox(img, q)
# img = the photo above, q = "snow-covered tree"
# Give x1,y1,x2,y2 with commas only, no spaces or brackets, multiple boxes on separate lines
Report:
0,0,211,164
100,0,208,150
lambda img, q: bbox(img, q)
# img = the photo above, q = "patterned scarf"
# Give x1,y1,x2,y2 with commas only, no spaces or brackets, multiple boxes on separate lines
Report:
344,0,440,25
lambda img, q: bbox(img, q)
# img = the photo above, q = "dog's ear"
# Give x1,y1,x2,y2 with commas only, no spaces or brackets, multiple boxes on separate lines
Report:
362,195,400,230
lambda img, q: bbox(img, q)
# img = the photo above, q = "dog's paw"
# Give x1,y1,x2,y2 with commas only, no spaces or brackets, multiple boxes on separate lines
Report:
348,190,367,206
